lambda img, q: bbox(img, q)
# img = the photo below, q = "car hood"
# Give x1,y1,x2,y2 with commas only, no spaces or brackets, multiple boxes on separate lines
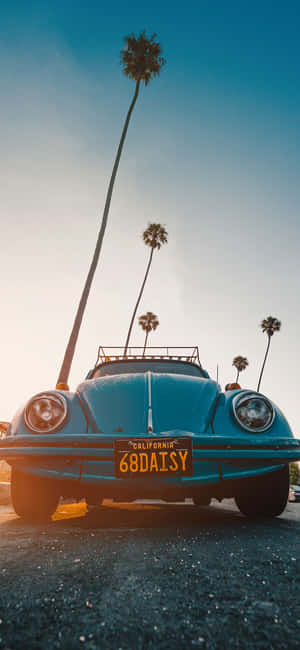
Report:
77,373,220,435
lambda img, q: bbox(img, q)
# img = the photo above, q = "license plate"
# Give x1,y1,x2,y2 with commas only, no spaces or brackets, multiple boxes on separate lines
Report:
114,437,193,478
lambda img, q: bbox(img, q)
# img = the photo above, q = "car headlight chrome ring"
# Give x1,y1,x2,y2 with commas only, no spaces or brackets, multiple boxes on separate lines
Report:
232,392,275,433
24,392,68,434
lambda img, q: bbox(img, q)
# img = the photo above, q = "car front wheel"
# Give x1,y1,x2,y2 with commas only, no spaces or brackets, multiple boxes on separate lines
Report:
11,468,59,522
235,465,289,518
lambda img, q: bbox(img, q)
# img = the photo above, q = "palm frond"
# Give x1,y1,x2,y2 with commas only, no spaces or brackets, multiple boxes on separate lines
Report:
121,31,166,85
138,311,159,332
260,316,281,337
232,356,249,372
142,223,168,249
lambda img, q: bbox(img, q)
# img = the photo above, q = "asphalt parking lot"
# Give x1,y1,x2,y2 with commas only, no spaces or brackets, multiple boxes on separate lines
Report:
0,498,299,649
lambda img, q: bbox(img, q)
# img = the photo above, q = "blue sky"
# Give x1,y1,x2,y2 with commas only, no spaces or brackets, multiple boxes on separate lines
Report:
1,0,300,434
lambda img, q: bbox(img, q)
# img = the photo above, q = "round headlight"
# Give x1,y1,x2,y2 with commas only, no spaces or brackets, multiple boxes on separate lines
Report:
232,392,275,433
24,393,68,433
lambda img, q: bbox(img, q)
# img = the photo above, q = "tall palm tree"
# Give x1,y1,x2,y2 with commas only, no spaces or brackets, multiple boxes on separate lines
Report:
56,32,166,388
257,316,281,392
124,223,168,355
232,356,249,383
139,311,159,355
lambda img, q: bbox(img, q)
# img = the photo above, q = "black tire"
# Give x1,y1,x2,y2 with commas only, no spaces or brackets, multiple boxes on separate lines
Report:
235,465,289,518
11,468,59,522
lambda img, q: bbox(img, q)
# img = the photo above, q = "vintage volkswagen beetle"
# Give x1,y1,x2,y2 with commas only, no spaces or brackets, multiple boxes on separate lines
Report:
1,346,299,521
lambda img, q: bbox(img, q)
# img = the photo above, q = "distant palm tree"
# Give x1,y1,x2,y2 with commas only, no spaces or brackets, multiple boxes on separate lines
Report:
257,316,281,392
139,312,159,355
232,356,249,383
124,223,168,355
56,32,166,388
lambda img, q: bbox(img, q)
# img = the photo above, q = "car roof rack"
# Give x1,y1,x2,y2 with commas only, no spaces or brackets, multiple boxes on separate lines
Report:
94,346,202,368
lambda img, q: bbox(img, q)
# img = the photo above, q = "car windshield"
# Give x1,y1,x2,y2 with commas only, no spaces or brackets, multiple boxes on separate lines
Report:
92,360,205,378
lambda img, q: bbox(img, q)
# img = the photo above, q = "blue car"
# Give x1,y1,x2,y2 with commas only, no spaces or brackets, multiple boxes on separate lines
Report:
1,346,299,521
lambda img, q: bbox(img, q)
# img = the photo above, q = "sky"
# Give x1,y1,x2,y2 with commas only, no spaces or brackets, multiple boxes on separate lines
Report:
0,0,300,436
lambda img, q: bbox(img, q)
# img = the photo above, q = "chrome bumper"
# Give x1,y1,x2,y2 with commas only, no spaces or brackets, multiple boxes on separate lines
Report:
1,434,300,463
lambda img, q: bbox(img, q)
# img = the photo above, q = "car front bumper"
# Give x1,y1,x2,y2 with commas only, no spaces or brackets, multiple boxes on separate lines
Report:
1,433,300,460
2,433,300,498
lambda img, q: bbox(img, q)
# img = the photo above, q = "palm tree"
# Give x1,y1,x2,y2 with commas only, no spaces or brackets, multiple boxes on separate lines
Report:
124,223,168,355
56,32,166,388
139,312,159,355
232,356,249,383
257,316,281,392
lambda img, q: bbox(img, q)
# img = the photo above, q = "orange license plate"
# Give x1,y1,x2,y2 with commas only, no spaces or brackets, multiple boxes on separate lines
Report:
114,437,193,477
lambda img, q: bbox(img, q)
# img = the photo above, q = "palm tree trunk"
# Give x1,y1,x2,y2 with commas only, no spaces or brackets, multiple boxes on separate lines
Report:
124,247,154,355
236,369,239,383
257,335,271,392
143,331,149,356
57,80,141,387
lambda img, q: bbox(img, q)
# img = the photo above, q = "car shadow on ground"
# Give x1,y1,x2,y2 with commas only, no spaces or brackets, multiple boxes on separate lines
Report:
1,501,299,535
65,502,299,532
57,501,242,530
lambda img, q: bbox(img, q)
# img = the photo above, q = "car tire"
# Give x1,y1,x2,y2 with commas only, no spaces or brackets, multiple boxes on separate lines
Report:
11,468,59,522
235,465,289,518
